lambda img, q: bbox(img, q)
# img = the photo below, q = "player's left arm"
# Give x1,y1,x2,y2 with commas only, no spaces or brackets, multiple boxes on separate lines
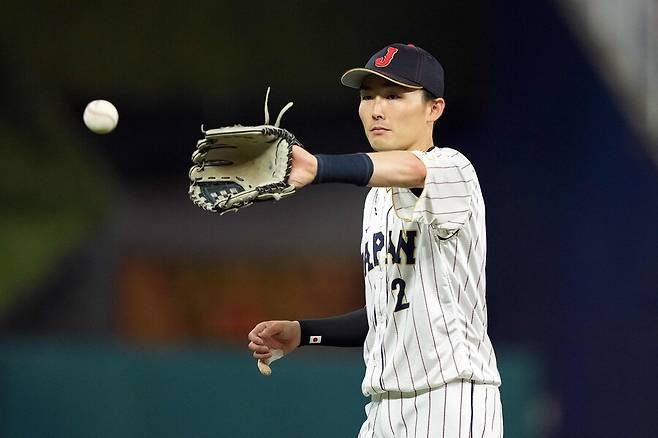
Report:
289,145,425,189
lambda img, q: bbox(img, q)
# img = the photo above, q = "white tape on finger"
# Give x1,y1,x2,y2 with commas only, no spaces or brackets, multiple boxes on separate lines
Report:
256,349,284,376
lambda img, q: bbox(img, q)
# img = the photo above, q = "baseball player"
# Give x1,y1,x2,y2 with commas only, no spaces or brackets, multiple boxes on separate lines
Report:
248,43,503,437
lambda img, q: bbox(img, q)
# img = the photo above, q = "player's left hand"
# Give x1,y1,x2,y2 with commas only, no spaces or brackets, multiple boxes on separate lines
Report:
288,145,317,189
248,320,301,360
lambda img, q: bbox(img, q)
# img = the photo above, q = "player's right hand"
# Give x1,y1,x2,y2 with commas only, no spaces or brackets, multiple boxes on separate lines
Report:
247,320,301,360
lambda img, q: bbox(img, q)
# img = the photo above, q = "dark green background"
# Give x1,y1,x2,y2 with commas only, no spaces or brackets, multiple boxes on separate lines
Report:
0,343,541,437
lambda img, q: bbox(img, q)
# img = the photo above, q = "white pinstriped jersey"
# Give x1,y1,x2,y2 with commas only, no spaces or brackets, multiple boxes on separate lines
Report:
360,146,501,396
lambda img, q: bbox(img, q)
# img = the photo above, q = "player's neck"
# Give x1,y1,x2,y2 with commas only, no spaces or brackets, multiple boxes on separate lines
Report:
406,130,434,152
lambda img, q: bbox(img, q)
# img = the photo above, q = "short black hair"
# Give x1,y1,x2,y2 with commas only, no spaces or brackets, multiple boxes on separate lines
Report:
422,89,437,102
423,89,441,127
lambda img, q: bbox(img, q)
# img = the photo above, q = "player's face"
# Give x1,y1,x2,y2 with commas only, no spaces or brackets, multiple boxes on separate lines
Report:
358,75,440,152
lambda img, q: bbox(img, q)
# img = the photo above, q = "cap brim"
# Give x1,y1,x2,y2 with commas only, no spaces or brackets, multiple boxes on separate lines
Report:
340,68,423,90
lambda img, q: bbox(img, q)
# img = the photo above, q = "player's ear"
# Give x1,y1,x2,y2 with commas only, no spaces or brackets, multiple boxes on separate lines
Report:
427,98,445,123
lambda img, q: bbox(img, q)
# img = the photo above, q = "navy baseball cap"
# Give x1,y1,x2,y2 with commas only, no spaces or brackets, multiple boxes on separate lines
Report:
341,43,445,98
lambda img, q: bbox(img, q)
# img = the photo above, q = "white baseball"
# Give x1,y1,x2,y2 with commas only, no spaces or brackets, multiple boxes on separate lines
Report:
83,99,119,134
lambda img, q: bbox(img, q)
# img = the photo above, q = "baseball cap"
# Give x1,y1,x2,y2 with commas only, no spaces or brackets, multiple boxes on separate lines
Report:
341,43,445,98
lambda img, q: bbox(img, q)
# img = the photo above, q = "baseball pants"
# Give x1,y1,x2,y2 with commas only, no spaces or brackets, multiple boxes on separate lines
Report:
358,380,503,438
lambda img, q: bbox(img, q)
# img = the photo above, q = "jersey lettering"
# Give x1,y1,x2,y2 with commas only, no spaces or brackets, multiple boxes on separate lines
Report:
361,230,417,275
362,244,374,275
387,230,416,265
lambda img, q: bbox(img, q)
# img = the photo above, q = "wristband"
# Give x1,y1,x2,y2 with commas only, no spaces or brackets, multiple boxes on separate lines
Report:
312,153,374,186
298,307,368,347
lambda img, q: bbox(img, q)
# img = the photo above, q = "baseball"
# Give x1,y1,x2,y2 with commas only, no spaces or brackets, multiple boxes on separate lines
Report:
83,99,119,134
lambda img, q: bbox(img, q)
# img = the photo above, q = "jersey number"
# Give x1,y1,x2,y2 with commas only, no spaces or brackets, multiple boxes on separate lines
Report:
392,278,410,312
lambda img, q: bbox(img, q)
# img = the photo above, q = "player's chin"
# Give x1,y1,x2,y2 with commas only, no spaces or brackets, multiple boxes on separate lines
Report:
368,137,400,152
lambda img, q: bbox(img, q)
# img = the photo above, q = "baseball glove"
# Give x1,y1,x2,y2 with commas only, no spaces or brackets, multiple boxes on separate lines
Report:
188,88,298,214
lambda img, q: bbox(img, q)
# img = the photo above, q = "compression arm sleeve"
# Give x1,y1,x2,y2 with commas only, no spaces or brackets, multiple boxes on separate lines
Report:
298,307,368,347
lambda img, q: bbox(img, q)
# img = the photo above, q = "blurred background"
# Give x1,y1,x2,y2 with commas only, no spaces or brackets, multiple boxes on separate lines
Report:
1,0,657,437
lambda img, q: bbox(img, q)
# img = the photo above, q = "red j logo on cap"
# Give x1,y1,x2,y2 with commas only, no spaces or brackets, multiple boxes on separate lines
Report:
374,47,398,67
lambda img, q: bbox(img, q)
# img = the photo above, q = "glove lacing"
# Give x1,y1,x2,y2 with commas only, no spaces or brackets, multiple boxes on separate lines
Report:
263,86,294,128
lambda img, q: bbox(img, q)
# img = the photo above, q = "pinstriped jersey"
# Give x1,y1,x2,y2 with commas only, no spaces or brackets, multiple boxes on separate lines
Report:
360,146,501,396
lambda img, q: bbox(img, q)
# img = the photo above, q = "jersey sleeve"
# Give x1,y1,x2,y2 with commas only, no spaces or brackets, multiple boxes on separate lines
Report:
391,148,475,230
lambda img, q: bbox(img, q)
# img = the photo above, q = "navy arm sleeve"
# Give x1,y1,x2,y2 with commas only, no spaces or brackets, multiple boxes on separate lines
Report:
298,307,368,347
